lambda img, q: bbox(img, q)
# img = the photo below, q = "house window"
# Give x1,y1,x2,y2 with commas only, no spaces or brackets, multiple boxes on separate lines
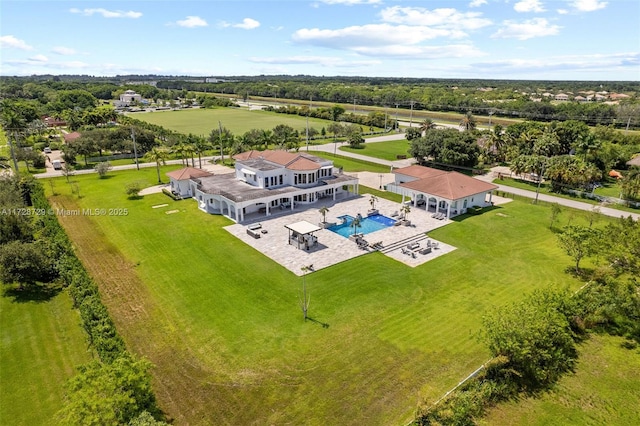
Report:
279,175,283,185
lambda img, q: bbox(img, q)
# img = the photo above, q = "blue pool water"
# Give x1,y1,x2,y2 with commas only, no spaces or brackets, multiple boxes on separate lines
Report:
328,214,396,238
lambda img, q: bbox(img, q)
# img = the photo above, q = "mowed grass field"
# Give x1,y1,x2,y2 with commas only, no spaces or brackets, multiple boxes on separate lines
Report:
0,290,92,425
341,138,411,161
131,107,345,137
480,334,640,426
42,167,597,425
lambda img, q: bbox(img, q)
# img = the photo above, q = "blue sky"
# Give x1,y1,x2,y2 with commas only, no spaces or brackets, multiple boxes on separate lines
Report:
1,0,638,80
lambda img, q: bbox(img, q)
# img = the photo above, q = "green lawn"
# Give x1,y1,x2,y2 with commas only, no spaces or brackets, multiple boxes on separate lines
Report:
341,138,411,161
0,289,93,425
39,166,602,425
131,107,345,137
310,152,391,173
480,334,640,426
498,177,639,214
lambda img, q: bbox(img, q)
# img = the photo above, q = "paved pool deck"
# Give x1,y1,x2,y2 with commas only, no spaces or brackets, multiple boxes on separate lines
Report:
224,194,458,276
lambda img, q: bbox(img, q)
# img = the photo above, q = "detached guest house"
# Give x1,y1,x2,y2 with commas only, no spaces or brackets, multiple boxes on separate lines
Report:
388,165,497,218
168,150,359,223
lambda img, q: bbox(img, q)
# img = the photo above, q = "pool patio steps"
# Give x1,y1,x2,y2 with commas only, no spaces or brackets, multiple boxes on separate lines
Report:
378,233,430,254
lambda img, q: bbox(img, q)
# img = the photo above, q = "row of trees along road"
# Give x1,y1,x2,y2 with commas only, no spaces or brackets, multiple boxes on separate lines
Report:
406,115,640,201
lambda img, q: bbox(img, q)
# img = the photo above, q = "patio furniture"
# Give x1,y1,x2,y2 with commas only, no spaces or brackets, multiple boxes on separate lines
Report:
248,223,262,231
419,247,431,255
247,228,261,239
407,242,420,250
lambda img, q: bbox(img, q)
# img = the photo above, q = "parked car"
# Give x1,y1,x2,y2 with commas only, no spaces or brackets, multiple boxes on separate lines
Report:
43,147,52,153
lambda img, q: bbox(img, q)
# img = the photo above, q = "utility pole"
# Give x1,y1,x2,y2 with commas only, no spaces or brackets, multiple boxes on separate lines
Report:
8,131,20,174
131,127,139,170
218,121,224,162
395,104,399,132
409,101,414,128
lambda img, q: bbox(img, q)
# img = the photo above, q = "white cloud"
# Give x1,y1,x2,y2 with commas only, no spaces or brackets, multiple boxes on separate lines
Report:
491,18,561,40
176,16,208,28
29,54,48,62
557,8,569,14
570,0,607,12
220,18,261,30
319,0,382,4
234,18,260,30
294,24,457,48
0,35,33,50
51,46,76,55
380,6,492,31
69,8,142,19
469,0,487,7
514,0,546,13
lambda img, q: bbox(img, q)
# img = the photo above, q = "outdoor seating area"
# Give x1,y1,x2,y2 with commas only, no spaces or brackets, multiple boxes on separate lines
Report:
354,237,370,250
247,223,263,238
224,195,456,275
432,212,447,220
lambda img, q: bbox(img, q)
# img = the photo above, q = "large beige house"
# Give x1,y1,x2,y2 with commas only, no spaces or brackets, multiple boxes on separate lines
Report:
168,150,359,223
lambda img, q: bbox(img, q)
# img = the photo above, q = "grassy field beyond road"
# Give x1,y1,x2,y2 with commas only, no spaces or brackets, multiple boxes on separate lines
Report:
131,107,342,136
42,167,606,425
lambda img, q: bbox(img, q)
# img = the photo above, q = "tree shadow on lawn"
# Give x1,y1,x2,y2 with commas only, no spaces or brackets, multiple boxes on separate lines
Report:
3,282,63,303
306,316,330,329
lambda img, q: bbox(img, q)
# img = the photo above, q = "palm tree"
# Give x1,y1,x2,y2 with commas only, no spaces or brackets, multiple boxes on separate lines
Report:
419,118,436,135
401,204,411,221
459,111,476,132
259,129,274,150
0,108,26,173
351,215,362,236
191,135,210,168
319,206,329,224
621,167,640,200
172,142,188,166
144,147,169,183
369,195,378,211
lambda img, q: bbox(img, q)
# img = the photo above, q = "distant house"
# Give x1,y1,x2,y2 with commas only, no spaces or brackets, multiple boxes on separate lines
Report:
627,155,640,167
609,93,631,101
574,96,587,103
43,116,66,127
169,150,359,223
119,90,142,105
555,93,569,101
387,165,498,218
63,132,81,143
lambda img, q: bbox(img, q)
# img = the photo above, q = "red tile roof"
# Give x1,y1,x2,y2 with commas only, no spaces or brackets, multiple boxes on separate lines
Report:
166,167,213,180
233,150,323,171
398,167,498,200
394,165,448,179
63,132,81,142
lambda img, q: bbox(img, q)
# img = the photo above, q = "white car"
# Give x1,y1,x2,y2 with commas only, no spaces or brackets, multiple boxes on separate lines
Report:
44,147,52,153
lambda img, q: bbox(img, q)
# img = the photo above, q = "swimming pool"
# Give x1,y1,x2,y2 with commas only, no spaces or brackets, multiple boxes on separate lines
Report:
327,214,396,238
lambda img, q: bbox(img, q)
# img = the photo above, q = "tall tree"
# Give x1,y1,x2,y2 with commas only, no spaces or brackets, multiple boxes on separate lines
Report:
58,355,158,426
143,147,169,183
459,111,476,132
